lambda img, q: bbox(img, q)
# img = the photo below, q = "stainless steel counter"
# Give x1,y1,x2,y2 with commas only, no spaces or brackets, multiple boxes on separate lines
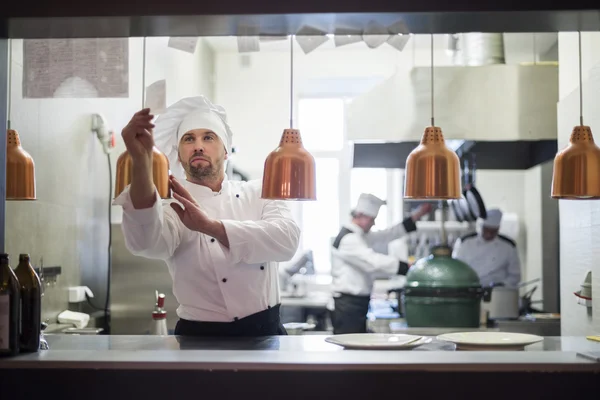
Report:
1,335,598,400
1,334,599,372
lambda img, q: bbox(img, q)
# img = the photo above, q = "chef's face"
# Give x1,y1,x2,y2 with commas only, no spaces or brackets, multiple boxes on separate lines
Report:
178,129,227,181
481,226,499,241
354,214,376,233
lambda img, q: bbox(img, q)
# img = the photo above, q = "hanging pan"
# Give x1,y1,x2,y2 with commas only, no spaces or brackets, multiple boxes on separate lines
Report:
463,154,487,220
447,170,467,222
456,160,475,222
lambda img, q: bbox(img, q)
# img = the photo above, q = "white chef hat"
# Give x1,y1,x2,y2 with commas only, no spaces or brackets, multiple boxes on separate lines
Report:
153,96,233,179
353,193,386,218
482,208,503,228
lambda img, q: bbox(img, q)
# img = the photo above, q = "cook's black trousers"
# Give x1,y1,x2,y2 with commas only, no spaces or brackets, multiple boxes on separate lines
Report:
174,304,287,336
332,293,371,334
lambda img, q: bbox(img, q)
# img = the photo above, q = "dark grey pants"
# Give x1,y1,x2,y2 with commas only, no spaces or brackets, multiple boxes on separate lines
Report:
332,294,371,334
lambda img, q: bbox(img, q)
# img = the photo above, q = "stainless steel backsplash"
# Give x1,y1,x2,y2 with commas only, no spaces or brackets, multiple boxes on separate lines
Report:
110,223,178,334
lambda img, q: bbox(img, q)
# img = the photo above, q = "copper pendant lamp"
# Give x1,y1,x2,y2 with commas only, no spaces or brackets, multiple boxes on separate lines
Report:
6,39,36,201
261,35,316,200
114,37,171,199
6,129,36,201
551,31,600,199
404,34,461,200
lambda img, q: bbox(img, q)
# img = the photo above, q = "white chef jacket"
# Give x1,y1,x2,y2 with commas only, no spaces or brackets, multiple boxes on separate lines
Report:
330,218,416,297
113,175,301,322
452,233,521,287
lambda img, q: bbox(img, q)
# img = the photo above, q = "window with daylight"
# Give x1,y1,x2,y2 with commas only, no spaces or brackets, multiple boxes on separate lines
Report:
298,98,345,152
297,98,346,273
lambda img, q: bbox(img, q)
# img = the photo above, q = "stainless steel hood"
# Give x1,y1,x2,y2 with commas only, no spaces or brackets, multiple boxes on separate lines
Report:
347,63,558,143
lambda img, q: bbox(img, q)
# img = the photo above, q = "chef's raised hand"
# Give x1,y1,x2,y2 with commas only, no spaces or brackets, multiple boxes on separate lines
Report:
169,176,230,248
169,176,211,230
411,203,434,221
121,108,155,161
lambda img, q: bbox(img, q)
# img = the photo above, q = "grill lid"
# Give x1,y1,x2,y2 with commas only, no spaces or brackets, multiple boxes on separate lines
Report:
406,245,481,289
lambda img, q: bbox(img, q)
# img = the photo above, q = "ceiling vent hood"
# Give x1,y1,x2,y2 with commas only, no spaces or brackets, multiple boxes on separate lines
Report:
347,62,558,144
447,33,506,66
405,63,558,142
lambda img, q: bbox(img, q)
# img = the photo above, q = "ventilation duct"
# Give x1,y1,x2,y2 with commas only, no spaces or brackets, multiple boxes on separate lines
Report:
448,33,505,66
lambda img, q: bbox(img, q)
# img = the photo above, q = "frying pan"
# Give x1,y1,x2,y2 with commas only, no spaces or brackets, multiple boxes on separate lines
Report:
463,154,487,220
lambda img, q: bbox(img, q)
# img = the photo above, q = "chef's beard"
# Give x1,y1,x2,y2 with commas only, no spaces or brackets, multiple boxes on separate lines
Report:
182,154,224,181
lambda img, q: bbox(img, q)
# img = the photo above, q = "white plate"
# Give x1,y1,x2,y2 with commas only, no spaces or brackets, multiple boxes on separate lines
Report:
436,332,543,350
325,334,431,350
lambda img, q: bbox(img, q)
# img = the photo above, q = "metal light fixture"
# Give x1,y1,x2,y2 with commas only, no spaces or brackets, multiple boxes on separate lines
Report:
114,37,171,199
551,31,600,199
404,34,461,200
261,35,316,200
6,39,36,201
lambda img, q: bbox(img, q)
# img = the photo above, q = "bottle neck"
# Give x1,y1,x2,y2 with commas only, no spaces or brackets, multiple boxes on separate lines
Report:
0,254,10,265
16,256,31,269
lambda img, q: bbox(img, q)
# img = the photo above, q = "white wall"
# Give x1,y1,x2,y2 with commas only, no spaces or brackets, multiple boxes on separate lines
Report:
6,37,214,322
557,32,600,336
213,36,455,180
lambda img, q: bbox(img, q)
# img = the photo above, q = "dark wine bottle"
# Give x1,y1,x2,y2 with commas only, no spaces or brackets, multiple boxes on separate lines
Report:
14,254,41,352
0,253,21,357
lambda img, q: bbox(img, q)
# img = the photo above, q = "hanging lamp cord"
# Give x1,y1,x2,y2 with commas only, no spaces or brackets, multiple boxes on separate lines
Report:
7,39,12,130
142,37,147,109
578,31,583,126
289,35,294,129
430,33,435,127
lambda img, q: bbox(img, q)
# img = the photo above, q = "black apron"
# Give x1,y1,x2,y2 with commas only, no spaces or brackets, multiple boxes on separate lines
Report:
332,293,371,335
174,304,288,337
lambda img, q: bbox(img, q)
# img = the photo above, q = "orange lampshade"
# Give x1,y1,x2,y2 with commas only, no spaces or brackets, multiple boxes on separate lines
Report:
114,147,171,199
551,125,600,199
6,129,36,201
404,126,461,200
261,129,316,200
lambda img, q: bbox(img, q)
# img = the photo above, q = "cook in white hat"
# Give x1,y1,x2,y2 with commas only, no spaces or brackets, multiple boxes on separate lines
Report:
113,96,300,337
329,193,432,334
452,208,522,287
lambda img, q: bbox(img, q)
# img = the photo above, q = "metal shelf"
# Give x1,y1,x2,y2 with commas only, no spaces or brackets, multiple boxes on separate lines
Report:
415,221,471,231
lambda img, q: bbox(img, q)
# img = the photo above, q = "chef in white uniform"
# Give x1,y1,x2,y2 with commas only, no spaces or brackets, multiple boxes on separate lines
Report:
452,208,521,287
330,194,432,334
113,96,301,337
